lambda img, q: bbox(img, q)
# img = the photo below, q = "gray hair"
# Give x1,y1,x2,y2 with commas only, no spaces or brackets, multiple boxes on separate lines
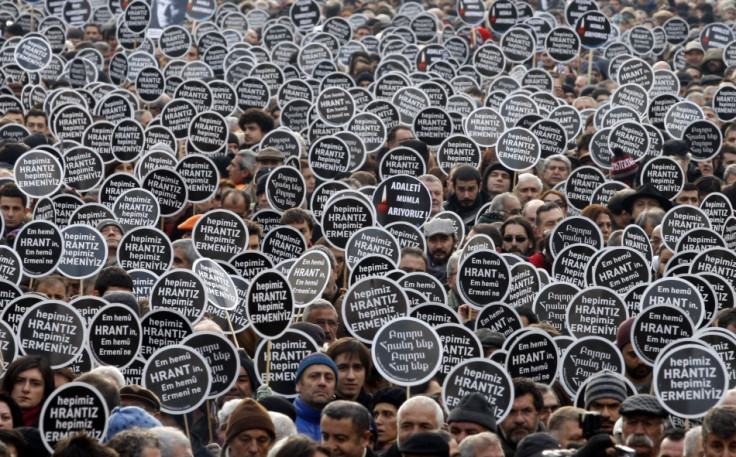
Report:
515,173,542,192
459,432,502,457
172,238,200,266
269,411,297,441
684,426,701,457
446,251,461,278
724,164,736,183
489,192,520,212
419,174,442,185
150,427,191,457
547,407,586,438
397,396,444,445
540,154,572,174
302,299,337,323
89,366,126,388
234,150,257,173
634,208,665,229
323,400,372,434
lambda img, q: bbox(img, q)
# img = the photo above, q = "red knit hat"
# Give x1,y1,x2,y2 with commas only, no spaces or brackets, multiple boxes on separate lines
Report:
611,148,638,186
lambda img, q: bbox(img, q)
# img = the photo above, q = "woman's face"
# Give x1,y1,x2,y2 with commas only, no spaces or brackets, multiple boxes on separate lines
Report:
0,402,13,429
596,213,613,243
11,368,45,411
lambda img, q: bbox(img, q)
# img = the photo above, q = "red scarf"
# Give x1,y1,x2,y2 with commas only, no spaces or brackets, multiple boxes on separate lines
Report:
22,405,42,427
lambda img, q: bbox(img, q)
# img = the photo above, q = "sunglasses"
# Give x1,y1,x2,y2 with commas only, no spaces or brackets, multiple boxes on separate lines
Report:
503,235,527,243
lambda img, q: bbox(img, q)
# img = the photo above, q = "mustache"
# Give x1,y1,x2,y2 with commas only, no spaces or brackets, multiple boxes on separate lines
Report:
626,434,655,448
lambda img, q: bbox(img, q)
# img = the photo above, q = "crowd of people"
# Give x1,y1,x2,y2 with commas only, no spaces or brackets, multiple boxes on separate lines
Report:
0,0,733,455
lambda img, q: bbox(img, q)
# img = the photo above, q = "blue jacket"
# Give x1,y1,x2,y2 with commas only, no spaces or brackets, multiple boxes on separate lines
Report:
294,397,322,441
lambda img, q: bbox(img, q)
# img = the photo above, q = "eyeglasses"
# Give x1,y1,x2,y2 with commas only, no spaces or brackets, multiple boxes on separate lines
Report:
503,235,527,243
547,200,567,209
504,208,522,215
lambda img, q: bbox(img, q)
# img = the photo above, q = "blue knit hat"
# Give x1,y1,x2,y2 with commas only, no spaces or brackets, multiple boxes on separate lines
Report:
105,406,162,441
294,352,339,384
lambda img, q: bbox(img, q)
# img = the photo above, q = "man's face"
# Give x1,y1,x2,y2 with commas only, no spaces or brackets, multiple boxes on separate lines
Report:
588,398,621,432
334,353,365,401
243,122,265,146
557,419,585,449
26,115,48,135
37,281,67,302
0,196,25,229
296,364,335,409
221,367,253,403
101,224,123,250
516,182,540,204
658,249,674,278
542,160,569,188
422,180,443,216
287,220,312,243
321,416,369,457
399,254,426,273
698,160,714,177
374,402,398,446
5,112,23,124
84,26,101,41
622,414,663,457
389,128,414,149
622,343,653,381
537,208,564,235
223,194,248,216
675,190,699,206
499,394,539,446
173,247,191,270
454,179,480,207
502,224,531,255
307,308,339,344
427,234,455,264
229,429,273,457
658,437,684,457
704,432,736,457
631,197,662,221
398,404,440,445
227,159,248,185
487,170,511,194
449,421,487,443
248,234,260,251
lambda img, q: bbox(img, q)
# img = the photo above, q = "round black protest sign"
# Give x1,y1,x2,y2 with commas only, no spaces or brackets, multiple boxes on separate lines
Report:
592,247,650,294
434,323,481,382
392,87,430,125
458,0,485,25
546,27,580,62
575,11,610,49
316,87,354,126
661,205,710,252
386,221,426,251
142,168,187,217
663,17,688,44
412,107,452,147
691,251,736,299
88,304,141,368
640,277,703,327
63,146,104,192
135,66,164,105
609,122,649,162
654,343,727,418
161,99,197,139
400,273,447,305
699,329,736,388
124,0,150,33
550,218,603,262
701,193,733,235
506,329,559,383
665,101,703,140
347,112,387,154
436,135,482,174
83,121,115,163
616,58,654,91
639,157,685,201
58,224,106,280
308,135,350,180
681,275,719,328
530,120,567,158
150,269,207,323
488,0,517,34
495,127,540,171
342,276,409,344
192,258,238,312
442,357,513,420
19,301,86,369
110,119,144,164
52,105,92,143
288,250,331,306
246,269,293,340
345,226,401,270
564,167,607,212
113,189,159,232
14,150,63,198
15,221,64,278
713,85,736,122
14,35,52,72
473,43,506,78
677,227,725,253
411,303,459,327
143,345,210,414
534,282,580,335
262,226,307,264
500,27,534,63
182,331,239,399
378,147,425,180
266,166,306,212
0,246,21,285
2,294,39,334
505,263,541,308
632,305,694,365
612,83,648,117
290,0,321,31
254,329,319,397
140,310,193,360
372,317,442,386
186,110,227,154
560,336,624,397
475,303,523,336
372,175,431,227
176,155,218,204
567,287,628,342
622,224,653,264
40,382,108,454
117,226,172,276
0,319,17,371
159,25,191,59
192,209,249,263
251,209,284,237
683,120,721,162
351,256,397,286
723,218,736,251
463,108,504,148
457,250,510,309
230,252,272,283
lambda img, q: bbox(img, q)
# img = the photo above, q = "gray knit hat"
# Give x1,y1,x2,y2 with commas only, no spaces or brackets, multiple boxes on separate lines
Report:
447,392,497,432
584,370,627,409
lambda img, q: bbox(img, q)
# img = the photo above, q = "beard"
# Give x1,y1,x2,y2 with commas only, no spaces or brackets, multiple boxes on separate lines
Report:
626,363,652,380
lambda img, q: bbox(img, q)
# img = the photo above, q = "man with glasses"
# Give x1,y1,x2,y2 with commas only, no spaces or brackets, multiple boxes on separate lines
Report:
398,247,428,274
303,299,340,346
500,217,537,257
489,193,523,221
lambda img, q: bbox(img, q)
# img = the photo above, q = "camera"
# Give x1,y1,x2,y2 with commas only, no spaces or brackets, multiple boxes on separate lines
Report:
579,412,602,439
